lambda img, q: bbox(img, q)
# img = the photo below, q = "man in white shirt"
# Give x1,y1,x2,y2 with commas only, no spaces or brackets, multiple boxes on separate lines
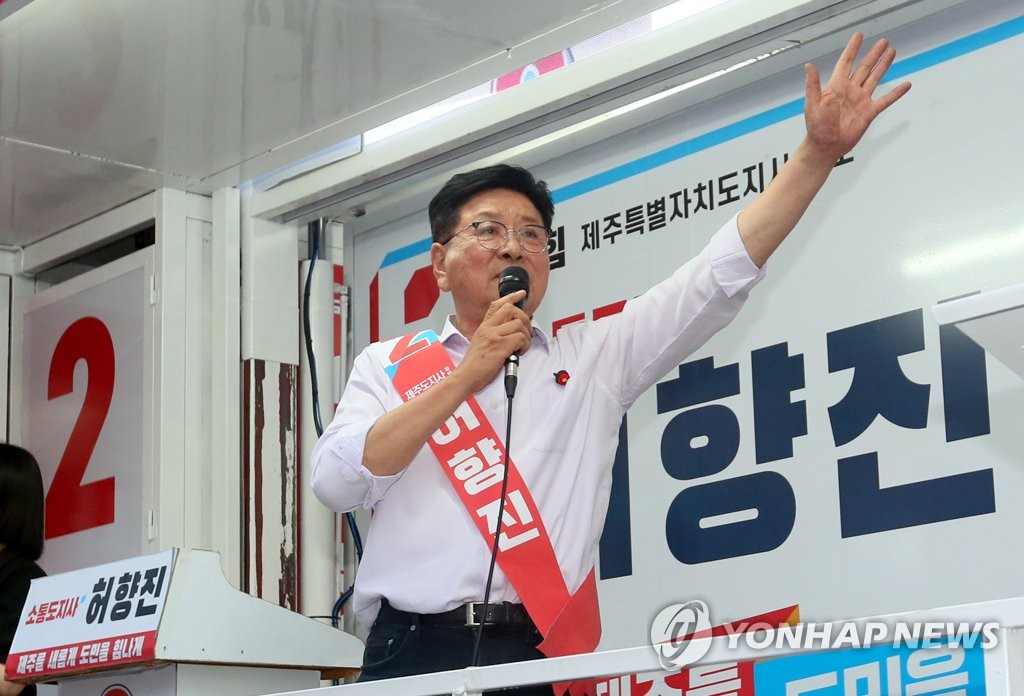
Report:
312,33,910,695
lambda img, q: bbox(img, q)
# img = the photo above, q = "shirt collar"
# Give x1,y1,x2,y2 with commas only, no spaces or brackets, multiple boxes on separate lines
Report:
439,315,551,350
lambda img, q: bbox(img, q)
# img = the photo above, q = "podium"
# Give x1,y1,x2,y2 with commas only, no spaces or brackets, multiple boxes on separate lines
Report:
4,548,364,696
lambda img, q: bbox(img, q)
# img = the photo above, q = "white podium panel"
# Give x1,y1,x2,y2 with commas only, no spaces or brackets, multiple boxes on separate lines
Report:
5,549,363,693
58,663,320,696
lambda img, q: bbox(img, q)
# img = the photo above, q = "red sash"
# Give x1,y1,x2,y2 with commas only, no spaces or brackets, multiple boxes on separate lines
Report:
385,330,601,695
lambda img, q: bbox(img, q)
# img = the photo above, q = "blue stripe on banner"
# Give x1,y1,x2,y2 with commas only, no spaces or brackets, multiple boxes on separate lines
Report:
551,100,803,204
881,13,1024,83
381,237,433,270
380,14,1024,267
549,14,1024,204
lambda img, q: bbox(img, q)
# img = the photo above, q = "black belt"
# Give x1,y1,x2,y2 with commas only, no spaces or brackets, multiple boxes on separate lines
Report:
378,599,534,627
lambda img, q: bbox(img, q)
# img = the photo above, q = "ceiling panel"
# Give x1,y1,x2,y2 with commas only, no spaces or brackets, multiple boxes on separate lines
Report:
0,137,170,247
0,0,671,249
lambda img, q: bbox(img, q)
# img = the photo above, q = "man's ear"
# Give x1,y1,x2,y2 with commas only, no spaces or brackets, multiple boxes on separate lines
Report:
431,243,450,293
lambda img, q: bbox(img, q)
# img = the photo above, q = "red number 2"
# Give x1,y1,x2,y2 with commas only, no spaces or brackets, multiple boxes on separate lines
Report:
45,317,116,539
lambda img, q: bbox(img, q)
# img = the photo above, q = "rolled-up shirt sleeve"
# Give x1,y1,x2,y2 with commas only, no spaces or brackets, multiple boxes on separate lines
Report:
709,213,766,297
311,347,405,512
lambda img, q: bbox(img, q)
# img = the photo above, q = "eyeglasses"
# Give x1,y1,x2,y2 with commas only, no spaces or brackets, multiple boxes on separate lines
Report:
445,220,553,254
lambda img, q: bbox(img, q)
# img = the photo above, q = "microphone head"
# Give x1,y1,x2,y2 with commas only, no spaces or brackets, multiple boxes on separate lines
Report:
498,266,530,308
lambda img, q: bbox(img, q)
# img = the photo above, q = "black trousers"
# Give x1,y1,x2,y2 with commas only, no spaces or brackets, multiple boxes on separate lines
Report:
357,616,554,695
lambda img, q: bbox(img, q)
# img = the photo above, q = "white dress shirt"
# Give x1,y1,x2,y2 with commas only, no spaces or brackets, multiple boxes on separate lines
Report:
311,214,764,631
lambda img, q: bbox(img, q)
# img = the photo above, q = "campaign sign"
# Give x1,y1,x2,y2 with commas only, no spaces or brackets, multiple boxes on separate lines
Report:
754,640,986,696
351,1,1024,652
20,257,148,575
592,660,756,696
5,550,175,681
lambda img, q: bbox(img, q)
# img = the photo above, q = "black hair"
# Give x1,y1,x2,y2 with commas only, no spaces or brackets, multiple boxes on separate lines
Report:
0,444,45,561
428,164,555,244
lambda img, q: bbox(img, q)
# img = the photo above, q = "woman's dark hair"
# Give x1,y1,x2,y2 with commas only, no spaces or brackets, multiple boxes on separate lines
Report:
428,164,555,244
0,444,45,561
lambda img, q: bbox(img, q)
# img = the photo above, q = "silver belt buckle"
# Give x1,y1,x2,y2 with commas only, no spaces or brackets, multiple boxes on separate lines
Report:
465,603,482,626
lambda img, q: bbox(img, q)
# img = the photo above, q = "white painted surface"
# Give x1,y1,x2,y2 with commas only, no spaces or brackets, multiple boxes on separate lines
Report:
155,549,363,670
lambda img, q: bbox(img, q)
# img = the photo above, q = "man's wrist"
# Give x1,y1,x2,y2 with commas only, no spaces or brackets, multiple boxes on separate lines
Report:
797,137,846,171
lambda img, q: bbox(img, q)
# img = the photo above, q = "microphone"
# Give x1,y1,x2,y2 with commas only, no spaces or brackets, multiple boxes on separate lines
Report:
472,266,530,667
498,266,529,398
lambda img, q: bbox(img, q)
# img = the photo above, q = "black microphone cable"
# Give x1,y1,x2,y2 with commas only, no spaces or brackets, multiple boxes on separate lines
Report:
471,265,529,666
302,220,364,632
471,390,516,667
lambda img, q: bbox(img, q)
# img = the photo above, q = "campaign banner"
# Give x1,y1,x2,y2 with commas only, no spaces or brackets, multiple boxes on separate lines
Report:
350,0,1024,652
593,660,756,696
591,638,987,696
754,640,986,696
5,550,175,681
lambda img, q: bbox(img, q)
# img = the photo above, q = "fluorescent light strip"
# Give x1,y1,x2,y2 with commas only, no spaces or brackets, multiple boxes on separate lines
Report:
363,0,733,146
